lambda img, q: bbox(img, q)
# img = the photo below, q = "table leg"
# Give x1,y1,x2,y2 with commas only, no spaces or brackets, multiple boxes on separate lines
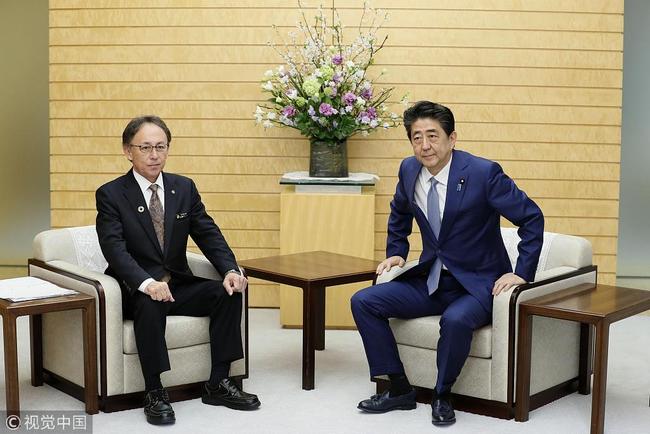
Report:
3,314,20,417
514,308,533,422
301,283,315,390
579,322,593,395
30,314,43,387
314,285,326,351
590,321,609,434
82,301,98,414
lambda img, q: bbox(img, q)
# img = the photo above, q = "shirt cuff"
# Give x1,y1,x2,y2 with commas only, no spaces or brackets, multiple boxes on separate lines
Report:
138,278,155,293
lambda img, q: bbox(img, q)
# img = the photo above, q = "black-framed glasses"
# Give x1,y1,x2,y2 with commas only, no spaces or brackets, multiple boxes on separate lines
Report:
129,143,169,154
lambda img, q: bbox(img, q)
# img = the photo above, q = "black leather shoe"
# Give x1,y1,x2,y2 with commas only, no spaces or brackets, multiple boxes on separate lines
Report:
202,378,261,410
357,389,417,413
144,388,175,425
431,395,456,426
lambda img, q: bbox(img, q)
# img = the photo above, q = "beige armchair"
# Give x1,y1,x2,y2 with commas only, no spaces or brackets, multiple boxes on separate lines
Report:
374,228,595,419
28,225,248,412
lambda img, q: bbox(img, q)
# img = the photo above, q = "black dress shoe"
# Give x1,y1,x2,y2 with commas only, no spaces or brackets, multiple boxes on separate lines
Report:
431,395,456,426
202,378,261,410
357,389,417,413
143,388,175,425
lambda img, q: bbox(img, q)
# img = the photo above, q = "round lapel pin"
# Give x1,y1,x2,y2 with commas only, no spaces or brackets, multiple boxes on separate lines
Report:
171,189,176,194
137,206,145,213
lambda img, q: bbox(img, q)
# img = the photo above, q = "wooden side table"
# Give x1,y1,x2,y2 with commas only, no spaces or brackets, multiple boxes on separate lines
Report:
515,282,650,434
240,251,377,390
0,292,98,417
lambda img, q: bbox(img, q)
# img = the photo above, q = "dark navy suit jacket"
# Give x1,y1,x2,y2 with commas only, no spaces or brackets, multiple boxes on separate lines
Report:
387,150,544,312
96,170,238,296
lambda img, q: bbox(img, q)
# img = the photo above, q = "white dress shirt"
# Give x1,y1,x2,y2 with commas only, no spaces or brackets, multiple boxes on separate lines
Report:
413,154,453,270
132,170,165,293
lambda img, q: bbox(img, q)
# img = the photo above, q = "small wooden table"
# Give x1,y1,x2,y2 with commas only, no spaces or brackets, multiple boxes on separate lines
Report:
515,282,650,434
240,251,377,390
0,292,98,417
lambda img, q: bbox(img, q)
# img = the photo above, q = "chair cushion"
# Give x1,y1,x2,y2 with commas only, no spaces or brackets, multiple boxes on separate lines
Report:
123,316,210,354
389,316,492,359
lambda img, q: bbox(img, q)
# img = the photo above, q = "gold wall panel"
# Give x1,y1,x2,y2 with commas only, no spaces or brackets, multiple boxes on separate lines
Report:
279,190,375,329
50,0,624,307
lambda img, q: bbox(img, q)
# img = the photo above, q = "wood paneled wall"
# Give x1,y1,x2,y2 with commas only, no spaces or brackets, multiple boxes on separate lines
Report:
50,0,623,306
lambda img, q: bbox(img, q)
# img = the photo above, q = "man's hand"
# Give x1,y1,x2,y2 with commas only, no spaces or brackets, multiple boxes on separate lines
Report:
376,256,406,275
145,281,175,302
223,272,248,296
492,272,526,296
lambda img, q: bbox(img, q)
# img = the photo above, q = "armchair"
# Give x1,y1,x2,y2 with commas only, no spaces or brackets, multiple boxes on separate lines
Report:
374,228,595,418
28,225,248,412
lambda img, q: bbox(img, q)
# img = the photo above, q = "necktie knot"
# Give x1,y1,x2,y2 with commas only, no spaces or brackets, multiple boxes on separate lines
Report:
149,184,159,193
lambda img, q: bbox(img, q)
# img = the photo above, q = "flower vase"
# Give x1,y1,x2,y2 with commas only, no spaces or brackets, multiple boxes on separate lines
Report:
309,139,348,178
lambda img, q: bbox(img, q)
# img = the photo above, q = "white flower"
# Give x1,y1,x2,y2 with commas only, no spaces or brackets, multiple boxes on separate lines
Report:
262,81,274,91
346,60,355,69
286,89,298,99
275,97,283,103
370,119,379,128
264,69,274,78
267,112,276,120
383,122,390,128
263,120,273,128
279,75,289,84
356,97,366,106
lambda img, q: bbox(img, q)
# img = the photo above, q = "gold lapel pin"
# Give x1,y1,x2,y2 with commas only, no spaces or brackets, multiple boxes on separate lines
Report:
137,206,145,213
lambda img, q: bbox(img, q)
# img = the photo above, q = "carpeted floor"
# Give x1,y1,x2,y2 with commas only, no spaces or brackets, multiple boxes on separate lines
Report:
1,308,648,433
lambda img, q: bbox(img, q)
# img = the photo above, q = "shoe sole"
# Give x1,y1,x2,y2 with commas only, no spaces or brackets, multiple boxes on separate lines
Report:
357,403,417,413
432,417,456,426
146,414,176,425
202,397,261,411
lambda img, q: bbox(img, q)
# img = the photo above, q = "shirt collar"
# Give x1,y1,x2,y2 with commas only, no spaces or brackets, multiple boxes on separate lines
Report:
420,152,453,187
132,169,164,196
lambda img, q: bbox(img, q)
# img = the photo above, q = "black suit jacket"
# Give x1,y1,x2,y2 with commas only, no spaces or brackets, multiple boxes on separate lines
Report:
96,169,238,295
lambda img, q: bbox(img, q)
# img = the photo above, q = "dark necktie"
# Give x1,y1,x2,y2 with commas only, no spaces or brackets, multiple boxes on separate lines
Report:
148,184,164,250
427,178,442,295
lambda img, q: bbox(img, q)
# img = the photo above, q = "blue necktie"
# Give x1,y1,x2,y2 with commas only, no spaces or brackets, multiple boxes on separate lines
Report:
427,178,442,295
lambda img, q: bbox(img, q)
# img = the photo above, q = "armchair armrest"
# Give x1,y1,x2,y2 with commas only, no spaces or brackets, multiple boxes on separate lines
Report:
27,258,126,396
187,251,223,280
490,265,597,403
375,260,418,284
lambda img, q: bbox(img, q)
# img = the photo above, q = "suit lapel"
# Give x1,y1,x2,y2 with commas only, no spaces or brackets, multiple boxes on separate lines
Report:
439,150,469,243
122,170,163,255
162,173,177,257
407,160,437,242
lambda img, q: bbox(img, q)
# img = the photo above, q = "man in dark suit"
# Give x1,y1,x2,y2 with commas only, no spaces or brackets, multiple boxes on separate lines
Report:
351,102,544,426
96,115,260,425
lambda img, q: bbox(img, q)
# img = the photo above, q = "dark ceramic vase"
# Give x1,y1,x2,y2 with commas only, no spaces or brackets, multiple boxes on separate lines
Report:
308,139,348,177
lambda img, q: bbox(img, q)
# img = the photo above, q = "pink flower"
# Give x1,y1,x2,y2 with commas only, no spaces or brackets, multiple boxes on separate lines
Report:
282,105,297,117
332,54,343,65
343,92,357,106
319,103,337,117
361,87,373,100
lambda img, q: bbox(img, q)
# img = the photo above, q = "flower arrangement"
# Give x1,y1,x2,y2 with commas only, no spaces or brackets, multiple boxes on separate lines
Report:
254,3,403,143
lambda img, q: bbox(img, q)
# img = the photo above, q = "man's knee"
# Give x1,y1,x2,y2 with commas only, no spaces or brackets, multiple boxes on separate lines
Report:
350,286,373,313
132,293,167,319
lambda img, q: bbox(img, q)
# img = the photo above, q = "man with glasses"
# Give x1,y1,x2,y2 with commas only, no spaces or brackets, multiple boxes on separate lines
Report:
96,116,260,425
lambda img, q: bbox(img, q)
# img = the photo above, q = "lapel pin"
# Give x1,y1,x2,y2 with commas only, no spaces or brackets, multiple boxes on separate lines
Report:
137,206,145,213
171,189,175,195
457,178,465,192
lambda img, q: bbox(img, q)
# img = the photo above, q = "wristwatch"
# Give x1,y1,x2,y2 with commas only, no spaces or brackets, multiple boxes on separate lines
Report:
225,269,241,277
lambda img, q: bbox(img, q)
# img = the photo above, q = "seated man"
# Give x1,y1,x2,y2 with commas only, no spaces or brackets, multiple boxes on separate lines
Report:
351,101,543,426
96,115,260,425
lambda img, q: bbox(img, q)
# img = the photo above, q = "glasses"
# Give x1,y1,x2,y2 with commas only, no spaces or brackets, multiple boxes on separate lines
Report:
129,143,169,154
